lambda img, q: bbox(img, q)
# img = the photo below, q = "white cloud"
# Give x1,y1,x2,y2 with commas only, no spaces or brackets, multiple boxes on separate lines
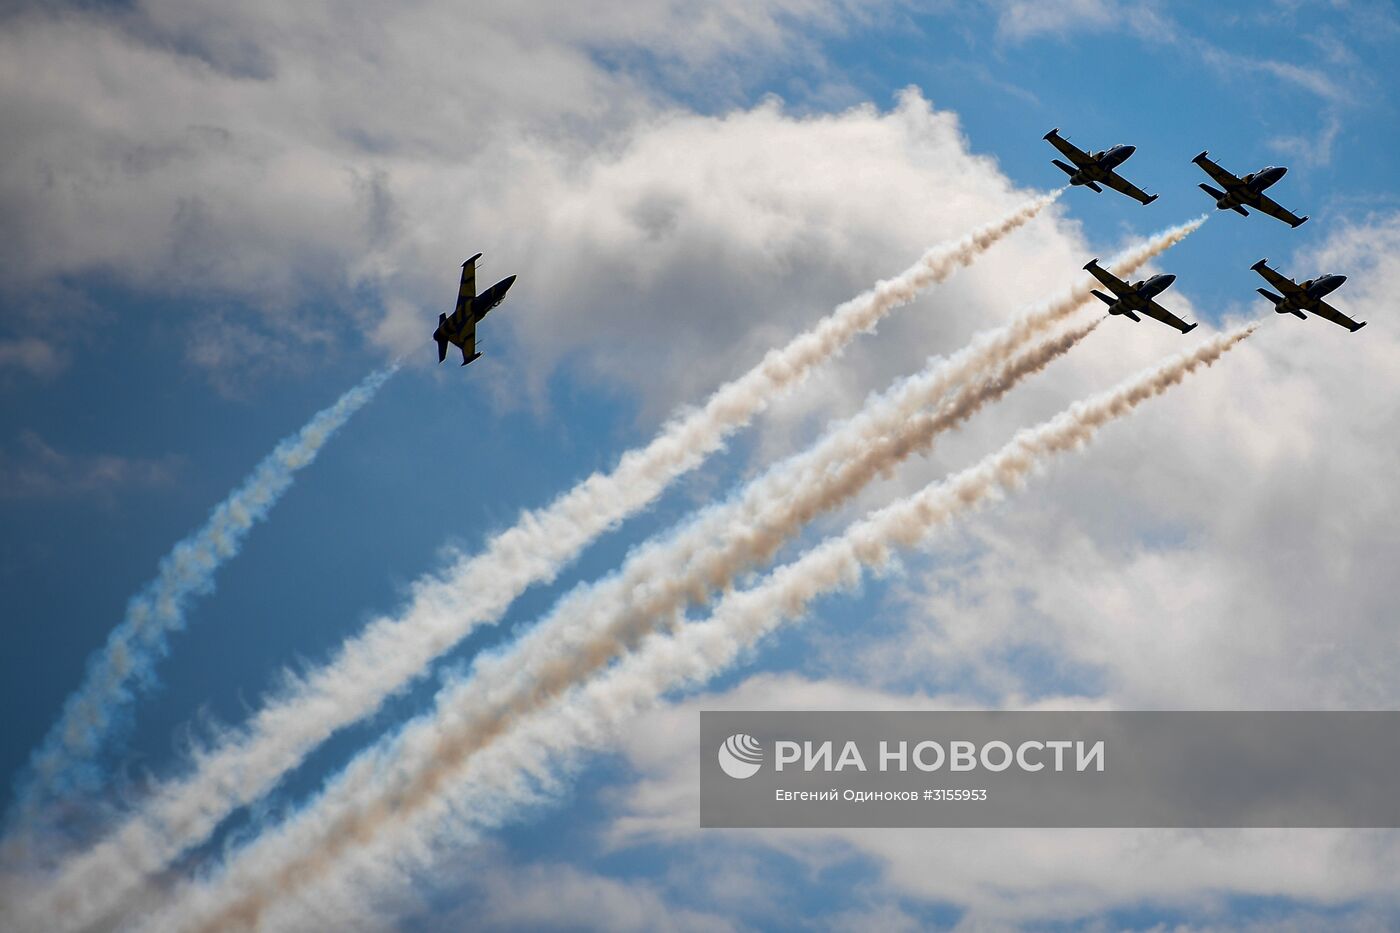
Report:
603,676,1400,927
0,0,877,384
12,2,1398,927
574,213,1400,927
427,851,737,933
425,87,1077,419
852,214,1400,712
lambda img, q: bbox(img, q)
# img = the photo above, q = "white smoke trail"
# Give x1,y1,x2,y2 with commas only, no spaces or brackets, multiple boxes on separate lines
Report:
432,217,1206,738
22,195,1060,933
4,365,398,853
151,322,1256,933
355,217,1203,822
360,317,1105,821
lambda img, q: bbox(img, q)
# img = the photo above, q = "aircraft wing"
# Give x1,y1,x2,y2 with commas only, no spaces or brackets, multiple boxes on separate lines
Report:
458,314,478,359
1045,131,1091,168
1085,261,1132,298
1309,298,1366,332
1252,261,1305,297
455,256,479,315
1248,190,1308,227
1141,299,1197,334
1099,170,1157,205
1192,152,1241,190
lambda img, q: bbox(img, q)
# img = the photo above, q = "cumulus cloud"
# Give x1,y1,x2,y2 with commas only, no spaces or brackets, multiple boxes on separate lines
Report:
0,0,881,386
578,214,1400,928
429,852,737,933
0,0,1085,410
604,676,1400,928
7,2,1394,929
432,89,1076,416
855,213,1400,712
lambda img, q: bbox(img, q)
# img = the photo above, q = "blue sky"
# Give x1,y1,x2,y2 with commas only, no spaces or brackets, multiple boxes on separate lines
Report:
3,1,1400,930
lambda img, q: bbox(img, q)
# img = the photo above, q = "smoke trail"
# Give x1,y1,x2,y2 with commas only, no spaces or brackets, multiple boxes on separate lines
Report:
363,317,1105,820
4,365,398,852
118,319,1091,928
23,196,1060,933
155,323,1256,933
435,216,1208,732
399,218,1206,778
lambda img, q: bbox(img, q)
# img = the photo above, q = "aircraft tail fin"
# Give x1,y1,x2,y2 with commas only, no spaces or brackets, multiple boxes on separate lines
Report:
461,350,483,366
1292,215,1309,228
436,314,448,363
1232,205,1249,216
1142,194,1159,205
1084,180,1103,193
1198,183,1226,200
1180,322,1198,334
1116,308,1141,322
1051,158,1077,178
1090,289,1116,307
1256,288,1284,305
1349,320,1367,333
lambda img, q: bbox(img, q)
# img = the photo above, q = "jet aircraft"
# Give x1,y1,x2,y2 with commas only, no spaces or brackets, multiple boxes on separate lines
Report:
434,253,516,366
1044,129,1159,205
1192,151,1308,227
1251,258,1365,332
1083,259,1198,334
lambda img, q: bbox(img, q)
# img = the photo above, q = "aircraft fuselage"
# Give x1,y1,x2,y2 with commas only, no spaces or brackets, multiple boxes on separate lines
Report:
438,274,516,340
1306,274,1346,299
1069,145,1135,186
1110,273,1174,314
1209,166,1285,210
1269,274,1346,316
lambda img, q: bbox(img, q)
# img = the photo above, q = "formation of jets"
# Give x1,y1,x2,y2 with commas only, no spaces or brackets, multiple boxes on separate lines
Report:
1045,128,1364,335
426,127,1364,367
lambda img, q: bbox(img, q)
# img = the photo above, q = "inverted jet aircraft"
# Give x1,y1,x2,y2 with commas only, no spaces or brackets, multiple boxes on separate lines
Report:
434,253,516,366
1083,259,1197,334
1192,151,1308,227
1044,129,1159,205
1251,258,1365,332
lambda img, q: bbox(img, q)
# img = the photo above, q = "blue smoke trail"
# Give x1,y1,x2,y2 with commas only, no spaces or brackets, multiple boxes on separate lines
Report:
6,365,398,845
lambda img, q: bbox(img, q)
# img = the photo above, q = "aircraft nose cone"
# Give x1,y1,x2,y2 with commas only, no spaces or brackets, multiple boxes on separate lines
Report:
1122,145,1136,155
1334,274,1347,285
1160,274,1176,286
